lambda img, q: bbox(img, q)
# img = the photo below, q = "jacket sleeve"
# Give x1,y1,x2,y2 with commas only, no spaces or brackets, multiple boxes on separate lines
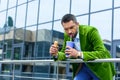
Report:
55,33,70,61
83,27,111,61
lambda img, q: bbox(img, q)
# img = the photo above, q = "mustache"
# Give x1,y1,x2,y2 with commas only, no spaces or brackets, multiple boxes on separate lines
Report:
68,34,73,37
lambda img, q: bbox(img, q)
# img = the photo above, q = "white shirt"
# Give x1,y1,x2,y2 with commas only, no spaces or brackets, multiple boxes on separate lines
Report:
73,31,83,58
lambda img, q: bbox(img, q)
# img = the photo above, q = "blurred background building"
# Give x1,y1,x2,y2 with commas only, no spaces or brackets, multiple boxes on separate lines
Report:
0,0,120,80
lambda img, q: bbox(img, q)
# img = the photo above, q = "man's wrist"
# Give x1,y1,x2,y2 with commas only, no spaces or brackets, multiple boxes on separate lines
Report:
53,54,58,61
77,51,82,59
53,55,58,58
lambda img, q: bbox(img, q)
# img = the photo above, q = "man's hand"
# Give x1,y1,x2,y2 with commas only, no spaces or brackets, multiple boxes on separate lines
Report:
49,45,59,56
65,46,81,58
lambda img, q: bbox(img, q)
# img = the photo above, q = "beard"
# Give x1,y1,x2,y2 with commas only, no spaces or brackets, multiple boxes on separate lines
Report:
73,31,78,39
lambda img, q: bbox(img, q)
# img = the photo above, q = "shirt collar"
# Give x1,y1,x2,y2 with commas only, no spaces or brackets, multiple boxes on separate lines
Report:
75,29,79,39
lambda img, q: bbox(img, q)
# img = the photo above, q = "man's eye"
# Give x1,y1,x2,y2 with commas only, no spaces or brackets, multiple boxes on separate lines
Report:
65,29,68,31
70,26,74,29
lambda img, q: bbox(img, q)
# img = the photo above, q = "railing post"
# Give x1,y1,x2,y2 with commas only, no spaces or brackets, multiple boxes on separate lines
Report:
56,62,59,80
12,64,15,80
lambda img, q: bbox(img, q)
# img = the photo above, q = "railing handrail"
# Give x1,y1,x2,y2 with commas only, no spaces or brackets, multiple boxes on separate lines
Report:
0,58,120,64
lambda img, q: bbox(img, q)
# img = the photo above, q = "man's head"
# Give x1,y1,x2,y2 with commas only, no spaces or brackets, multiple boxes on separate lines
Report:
61,14,79,38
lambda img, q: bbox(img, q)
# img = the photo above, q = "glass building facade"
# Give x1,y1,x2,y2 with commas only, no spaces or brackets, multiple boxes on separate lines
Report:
0,0,120,79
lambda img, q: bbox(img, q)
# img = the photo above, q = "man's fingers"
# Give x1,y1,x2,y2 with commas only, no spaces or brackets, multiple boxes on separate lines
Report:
49,45,58,56
66,46,72,49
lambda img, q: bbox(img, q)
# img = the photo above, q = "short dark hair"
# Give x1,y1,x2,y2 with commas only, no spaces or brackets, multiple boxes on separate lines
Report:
61,14,77,24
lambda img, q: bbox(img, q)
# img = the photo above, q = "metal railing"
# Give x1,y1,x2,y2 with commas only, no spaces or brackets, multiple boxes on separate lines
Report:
0,58,120,80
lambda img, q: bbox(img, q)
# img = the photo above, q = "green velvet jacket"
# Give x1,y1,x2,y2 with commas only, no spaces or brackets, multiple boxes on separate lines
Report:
56,25,116,80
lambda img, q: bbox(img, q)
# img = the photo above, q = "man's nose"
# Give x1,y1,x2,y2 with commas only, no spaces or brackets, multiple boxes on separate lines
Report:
68,29,72,33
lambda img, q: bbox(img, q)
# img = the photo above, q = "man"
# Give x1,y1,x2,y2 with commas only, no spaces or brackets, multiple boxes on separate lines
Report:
49,14,115,80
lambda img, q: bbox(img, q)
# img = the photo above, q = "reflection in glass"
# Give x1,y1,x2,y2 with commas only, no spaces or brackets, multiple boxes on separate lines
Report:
16,4,26,28
38,0,53,23
77,15,88,25
14,28,25,43
71,0,89,15
7,8,16,21
8,0,17,8
14,47,21,60
90,11,112,41
0,0,8,11
91,0,112,12
113,9,120,40
54,0,69,20
26,0,38,26
0,12,7,28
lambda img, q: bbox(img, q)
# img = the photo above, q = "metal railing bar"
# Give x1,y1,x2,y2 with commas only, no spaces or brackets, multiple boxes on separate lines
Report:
0,74,67,80
0,74,13,77
1,58,120,64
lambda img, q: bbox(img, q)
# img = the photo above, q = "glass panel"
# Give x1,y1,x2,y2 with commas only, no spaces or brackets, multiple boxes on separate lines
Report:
15,64,20,71
0,40,3,59
113,9,120,40
3,40,12,59
8,0,17,8
0,0,8,11
14,47,21,60
91,0,112,12
7,39,12,48
26,26,37,39
25,26,36,42
71,0,89,15
26,0,38,26
2,42,7,59
36,43,43,59
38,23,52,30
35,23,53,59
34,65,50,73
0,12,6,30
33,64,51,78
90,11,112,41
54,0,70,19
14,28,24,44
16,4,26,28
38,0,53,23
18,0,27,5
0,49,2,59
7,8,15,23
5,49,11,59
36,41,50,59
114,0,120,7
54,21,63,33
1,64,12,80
24,42,34,59
29,26,36,42
5,27,14,40
37,23,52,42
0,33,4,42
77,15,89,25
4,17,14,40
2,64,11,72
116,45,120,58
24,26,36,59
